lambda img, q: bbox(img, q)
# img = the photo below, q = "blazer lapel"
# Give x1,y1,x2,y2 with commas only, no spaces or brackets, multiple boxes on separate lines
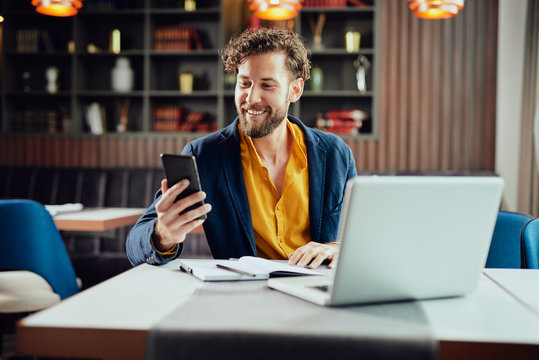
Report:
217,121,256,254
291,117,326,244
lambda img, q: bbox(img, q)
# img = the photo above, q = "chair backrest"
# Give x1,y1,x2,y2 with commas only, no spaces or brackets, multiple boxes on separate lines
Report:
0,199,79,299
522,218,539,269
485,211,532,268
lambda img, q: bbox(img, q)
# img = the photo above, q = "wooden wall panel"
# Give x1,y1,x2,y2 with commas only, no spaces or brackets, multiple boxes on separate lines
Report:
0,0,498,171
373,0,497,172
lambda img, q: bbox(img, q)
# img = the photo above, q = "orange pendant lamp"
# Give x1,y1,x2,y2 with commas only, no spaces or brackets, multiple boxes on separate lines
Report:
248,0,303,21
32,0,83,17
409,0,465,19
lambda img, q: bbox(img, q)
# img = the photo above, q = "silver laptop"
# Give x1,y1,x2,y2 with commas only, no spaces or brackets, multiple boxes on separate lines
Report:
268,176,504,306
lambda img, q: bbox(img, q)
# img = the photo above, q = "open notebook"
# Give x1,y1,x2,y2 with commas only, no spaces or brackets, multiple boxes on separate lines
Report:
180,257,321,282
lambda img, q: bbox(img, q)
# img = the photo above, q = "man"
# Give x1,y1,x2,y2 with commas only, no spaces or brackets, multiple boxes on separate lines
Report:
126,27,357,268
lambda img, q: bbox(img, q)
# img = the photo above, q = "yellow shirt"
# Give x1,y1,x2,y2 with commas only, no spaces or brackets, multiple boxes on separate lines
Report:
239,120,311,260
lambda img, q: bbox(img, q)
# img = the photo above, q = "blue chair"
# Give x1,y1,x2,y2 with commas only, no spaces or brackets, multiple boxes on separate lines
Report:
522,218,539,269
485,211,533,268
0,199,79,300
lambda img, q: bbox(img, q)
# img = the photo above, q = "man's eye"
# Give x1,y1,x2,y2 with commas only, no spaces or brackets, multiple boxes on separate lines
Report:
238,82,250,88
262,84,274,88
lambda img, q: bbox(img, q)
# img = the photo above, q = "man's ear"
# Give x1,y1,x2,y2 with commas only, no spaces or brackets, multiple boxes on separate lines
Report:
288,78,304,103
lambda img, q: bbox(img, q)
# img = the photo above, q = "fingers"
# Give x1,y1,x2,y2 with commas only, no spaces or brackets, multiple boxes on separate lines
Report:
154,178,212,249
156,179,190,212
288,242,340,269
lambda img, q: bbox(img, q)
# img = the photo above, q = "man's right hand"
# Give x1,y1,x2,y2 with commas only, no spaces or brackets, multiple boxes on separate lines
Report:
152,179,212,252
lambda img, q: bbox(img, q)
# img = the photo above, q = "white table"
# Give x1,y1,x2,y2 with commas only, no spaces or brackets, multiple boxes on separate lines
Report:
16,263,539,360
483,268,539,317
53,207,146,232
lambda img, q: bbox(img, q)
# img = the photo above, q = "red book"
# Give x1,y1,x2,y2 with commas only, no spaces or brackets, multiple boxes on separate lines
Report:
324,109,368,121
323,126,359,135
317,118,363,128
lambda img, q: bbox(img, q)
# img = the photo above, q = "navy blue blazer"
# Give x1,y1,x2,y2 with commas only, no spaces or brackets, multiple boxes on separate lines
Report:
126,116,357,265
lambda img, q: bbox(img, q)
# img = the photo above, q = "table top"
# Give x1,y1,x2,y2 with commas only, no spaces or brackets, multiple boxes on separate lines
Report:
16,263,539,360
483,268,539,317
53,207,146,232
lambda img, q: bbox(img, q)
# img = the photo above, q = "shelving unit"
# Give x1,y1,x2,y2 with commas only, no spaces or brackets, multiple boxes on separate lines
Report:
295,4,379,137
0,0,378,139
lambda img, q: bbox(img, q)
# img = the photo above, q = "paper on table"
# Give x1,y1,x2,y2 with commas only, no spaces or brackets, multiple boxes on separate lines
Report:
180,259,267,281
226,256,323,277
45,203,84,216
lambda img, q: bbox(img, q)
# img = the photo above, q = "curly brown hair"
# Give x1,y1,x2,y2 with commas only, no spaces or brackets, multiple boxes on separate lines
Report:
222,27,311,81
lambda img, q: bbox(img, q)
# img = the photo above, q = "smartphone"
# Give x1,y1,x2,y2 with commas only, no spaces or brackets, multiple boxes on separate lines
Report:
160,153,206,220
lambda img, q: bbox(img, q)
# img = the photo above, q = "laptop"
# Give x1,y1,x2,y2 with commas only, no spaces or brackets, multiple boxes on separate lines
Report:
268,176,504,306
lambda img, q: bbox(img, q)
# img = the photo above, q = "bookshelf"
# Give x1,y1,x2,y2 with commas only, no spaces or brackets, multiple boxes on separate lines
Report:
0,0,378,139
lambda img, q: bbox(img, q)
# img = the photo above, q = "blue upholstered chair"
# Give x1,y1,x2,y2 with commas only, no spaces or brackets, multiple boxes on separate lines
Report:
522,218,539,269
0,199,80,357
485,211,533,268
0,199,79,304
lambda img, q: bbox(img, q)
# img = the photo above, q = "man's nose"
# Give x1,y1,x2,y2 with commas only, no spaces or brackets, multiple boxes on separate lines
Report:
246,86,261,104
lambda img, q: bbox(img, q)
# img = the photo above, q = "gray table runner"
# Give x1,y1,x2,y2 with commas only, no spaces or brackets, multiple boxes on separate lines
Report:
147,282,437,360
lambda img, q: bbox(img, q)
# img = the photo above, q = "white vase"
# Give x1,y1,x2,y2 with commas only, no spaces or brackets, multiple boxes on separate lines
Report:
111,57,134,92
45,66,59,94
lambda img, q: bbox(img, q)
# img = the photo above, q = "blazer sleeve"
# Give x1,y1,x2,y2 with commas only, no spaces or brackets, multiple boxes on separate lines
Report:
125,192,182,266
125,143,203,266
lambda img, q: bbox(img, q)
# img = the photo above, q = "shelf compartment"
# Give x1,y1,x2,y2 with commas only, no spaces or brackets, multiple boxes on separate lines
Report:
76,56,144,92
300,10,375,50
150,56,218,92
78,98,144,133
76,14,145,53
150,17,220,51
307,55,375,92
151,97,218,133
4,56,72,94
299,96,373,134
6,98,72,134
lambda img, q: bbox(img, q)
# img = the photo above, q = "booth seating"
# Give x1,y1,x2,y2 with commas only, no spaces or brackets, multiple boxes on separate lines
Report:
0,166,211,289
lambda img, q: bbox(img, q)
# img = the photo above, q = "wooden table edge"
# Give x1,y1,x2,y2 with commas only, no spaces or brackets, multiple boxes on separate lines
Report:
54,213,143,232
439,340,539,360
16,322,147,360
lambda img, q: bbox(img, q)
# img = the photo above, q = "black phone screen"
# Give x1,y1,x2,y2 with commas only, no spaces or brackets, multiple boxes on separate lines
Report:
160,153,206,220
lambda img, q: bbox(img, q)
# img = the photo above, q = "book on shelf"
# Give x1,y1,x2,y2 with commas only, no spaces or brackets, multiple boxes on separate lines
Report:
316,109,368,135
153,107,216,133
178,111,205,131
154,105,182,132
179,256,322,282
154,26,203,51
16,30,40,53
16,29,57,53
12,110,61,134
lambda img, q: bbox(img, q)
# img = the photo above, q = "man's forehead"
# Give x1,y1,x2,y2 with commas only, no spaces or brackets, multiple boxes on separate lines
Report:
237,52,288,79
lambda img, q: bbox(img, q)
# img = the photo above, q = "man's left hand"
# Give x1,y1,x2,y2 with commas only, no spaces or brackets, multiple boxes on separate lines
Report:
288,241,340,269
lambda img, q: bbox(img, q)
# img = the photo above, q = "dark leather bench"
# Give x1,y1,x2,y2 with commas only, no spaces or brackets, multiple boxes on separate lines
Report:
1,166,211,289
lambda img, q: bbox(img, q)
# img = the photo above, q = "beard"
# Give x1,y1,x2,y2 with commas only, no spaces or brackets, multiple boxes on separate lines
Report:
236,102,289,139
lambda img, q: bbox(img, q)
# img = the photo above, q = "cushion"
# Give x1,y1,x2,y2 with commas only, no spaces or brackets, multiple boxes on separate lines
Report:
0,270,60,313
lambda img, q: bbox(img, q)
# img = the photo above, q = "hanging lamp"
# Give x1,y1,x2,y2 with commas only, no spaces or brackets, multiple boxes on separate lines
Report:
408,0,464,19
32,0,83,17
248,0,302,21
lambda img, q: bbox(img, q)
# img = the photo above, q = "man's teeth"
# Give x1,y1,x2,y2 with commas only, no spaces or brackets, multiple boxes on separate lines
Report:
247,109,264,115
